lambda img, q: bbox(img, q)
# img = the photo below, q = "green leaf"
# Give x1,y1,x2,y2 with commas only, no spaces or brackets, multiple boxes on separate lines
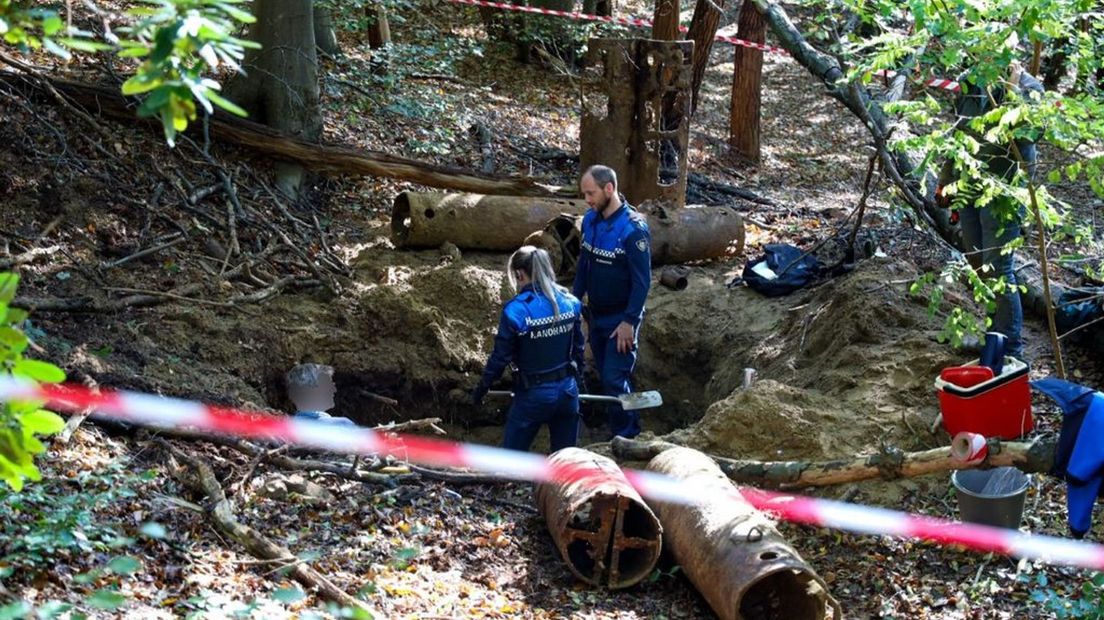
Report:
117,46,151,58
139,522,167,539
6,308,27,324
58,38,113,52
13,360,66,383
35,601,73,620
0,602,31,620
215,3,256,23
0,274,19,304
42,16,63,36
42,38,72,60
273,587,305,604
107,555,142,575
20,409,65,435
205,90,247,117
122,75,161,96
0,326,28,354
88,589,127,610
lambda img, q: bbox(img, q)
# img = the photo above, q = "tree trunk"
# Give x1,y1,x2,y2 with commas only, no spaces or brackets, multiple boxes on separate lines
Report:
612,436,1057,489
685,0,725,113
314,5,341,57
652,0,680,40
728,0,765,163
366,5,391,49
227,0,322,199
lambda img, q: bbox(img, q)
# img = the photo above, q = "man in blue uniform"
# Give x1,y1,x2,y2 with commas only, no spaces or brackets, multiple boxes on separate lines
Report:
573,165,651,439
472,246,585,452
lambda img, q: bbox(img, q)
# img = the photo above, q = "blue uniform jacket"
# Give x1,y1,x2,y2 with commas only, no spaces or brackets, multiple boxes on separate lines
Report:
479,285,585,389
1033,377,1104,537
572,203,652,327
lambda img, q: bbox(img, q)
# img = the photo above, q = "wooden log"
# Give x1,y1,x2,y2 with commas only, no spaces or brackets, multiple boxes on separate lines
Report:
535,448,663,589
0,71,566,197
390,191,588,250
613,436,1056,489
646,447,839,620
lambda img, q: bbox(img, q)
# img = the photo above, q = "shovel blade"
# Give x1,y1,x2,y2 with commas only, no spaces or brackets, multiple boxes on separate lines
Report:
617,390,663,411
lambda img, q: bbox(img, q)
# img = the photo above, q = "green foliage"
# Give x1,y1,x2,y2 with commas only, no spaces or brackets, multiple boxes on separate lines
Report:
0,461,143,571
1026,571,1104,619
821,0,1103,339
1,0,257,146
0,273,65,491
118,0,258,145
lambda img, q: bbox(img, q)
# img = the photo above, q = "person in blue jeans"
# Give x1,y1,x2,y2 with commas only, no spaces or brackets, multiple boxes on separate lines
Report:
286,363,356,426
937,61,1043,360
471,246,585,453
573,165,651,439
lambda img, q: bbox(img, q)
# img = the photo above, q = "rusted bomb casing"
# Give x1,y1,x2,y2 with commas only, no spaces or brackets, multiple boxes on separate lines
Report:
646,447,840,620
659,265,690,290
535,447,663,589
390,191,588,250
645,202,745,264
529,204,745,276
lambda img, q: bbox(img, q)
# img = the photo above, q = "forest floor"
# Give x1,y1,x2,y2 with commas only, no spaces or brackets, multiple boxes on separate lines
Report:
1,1,1103,618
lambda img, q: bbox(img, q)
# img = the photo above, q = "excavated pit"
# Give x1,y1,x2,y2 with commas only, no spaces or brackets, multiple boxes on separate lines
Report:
53,224,960,461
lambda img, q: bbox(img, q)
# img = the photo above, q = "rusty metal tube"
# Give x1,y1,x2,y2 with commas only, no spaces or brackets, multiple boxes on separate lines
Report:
646,447,840,620
535,447,663,589
659,265,690,290
529,205,745,276
390,191,588,250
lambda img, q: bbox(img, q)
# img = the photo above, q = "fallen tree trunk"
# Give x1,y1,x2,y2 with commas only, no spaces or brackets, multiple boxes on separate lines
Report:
613,435,1056,488
527,204,745,276
390,191,588,250
0,71,566,197
646,447,840,620
534,448,663,589
164,443,377,615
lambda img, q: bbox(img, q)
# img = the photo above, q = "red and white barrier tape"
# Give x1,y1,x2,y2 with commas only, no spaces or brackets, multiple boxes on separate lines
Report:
874,69,962,92
447,0,960,91
3,376,1099,571
445,0,787,54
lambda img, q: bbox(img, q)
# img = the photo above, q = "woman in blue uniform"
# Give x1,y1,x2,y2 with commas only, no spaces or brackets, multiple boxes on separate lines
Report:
471,246,585,452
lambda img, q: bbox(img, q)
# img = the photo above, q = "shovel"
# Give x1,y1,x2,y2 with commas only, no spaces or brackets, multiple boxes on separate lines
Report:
487,390,663,411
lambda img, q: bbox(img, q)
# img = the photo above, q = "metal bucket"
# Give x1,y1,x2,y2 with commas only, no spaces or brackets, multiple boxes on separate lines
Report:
951,467,1030,529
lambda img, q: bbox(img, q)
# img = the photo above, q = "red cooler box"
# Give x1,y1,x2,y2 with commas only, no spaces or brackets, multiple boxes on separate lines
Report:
934,357,1033,440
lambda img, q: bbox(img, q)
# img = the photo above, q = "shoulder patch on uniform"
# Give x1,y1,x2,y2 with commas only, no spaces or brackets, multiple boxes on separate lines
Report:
635,238,648,252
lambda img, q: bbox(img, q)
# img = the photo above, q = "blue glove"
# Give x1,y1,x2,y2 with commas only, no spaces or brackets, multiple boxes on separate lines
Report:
471,384,488,406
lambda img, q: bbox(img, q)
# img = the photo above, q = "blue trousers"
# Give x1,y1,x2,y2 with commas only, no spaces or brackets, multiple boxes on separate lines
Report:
959,199,1024,358
589,313,641,439
502,376,580,452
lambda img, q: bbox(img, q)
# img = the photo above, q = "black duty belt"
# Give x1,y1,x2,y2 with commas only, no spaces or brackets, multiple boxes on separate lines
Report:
517,366,572,389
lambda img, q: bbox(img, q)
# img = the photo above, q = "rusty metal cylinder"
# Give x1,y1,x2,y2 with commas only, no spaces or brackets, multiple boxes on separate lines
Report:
535,447,663,589
646,447,839,620
659,265,690,290
390,191,588,250
646,203,745,264
529,205,745,276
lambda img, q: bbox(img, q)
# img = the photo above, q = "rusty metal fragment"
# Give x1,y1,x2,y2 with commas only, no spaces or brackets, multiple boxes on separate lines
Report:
580,39,693,207
646,447,841,620
659,265,690,290
535,448,663,589
390,191,587,250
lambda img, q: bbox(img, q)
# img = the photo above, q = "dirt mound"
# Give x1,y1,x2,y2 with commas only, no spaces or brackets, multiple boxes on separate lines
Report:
641,257,959,460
